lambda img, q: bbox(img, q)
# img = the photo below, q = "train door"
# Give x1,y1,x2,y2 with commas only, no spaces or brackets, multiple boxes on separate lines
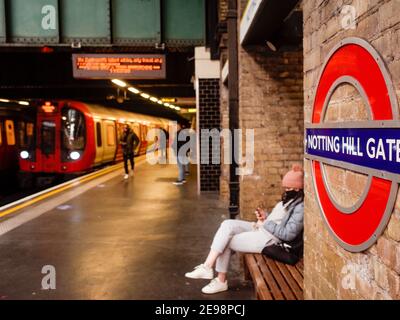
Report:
94,121,104,165
37,116,59,172
102,120,117,163
0,120,4,170
132,123,140,155
114,122,124,162
3,119,17,171
139,124,148,155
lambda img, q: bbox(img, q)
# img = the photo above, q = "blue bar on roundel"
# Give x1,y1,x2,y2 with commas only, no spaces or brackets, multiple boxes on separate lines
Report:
305,128,400,175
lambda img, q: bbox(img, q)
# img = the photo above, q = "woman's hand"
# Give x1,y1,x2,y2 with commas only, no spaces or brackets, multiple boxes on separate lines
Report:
255,207,267,222
252,219,265,230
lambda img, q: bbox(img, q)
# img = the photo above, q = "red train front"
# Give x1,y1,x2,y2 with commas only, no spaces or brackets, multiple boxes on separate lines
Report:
19,100,95,175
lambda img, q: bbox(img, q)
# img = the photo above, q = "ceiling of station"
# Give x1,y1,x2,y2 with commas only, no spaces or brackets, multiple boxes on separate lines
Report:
0,49,196,121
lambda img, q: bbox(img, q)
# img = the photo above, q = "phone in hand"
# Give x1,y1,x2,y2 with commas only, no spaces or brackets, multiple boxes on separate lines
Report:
255,207,266,221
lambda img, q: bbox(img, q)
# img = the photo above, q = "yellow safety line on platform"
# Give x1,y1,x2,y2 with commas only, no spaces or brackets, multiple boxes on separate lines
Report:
0,164,123,219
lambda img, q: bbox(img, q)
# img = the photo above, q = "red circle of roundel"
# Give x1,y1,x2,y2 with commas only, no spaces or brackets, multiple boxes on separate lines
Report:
312,39,396,251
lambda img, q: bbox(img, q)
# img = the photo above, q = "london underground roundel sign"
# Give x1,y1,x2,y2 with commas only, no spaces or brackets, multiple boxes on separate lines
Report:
305,37,400,252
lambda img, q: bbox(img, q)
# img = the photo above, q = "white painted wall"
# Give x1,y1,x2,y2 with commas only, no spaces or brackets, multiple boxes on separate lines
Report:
194,47,220,80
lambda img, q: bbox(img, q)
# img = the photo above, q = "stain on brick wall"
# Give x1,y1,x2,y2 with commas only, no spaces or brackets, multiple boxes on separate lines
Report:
304,0,400,300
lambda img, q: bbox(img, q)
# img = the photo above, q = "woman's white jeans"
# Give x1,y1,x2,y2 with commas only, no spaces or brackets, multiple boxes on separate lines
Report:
210,219,276,273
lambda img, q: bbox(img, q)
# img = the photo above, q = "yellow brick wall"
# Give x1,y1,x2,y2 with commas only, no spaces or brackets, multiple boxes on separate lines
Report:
237,0,304,220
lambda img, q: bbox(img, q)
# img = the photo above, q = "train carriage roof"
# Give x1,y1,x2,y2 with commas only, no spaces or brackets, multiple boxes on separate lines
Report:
81,102,170,127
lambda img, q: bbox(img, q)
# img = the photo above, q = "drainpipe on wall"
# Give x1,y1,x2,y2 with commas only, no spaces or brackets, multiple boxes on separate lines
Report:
228,0,240,219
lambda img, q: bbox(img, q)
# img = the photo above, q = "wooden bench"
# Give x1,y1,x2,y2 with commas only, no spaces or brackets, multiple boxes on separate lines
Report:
244,253,304,300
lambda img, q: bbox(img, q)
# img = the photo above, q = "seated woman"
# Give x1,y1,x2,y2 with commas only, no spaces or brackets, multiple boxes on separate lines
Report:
185,164,304,294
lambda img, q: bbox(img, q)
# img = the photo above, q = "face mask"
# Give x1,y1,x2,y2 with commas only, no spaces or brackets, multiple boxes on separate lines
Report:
282,190,300,204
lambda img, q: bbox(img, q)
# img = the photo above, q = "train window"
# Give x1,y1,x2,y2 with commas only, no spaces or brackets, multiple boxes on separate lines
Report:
41,121,56,155
21,122,35,149
27,123,34,136
96,122,102,147
62,107,86,151
132,123,140,137
107,125,115,146
141,125,147,141
5,120,15,146
19,121,26,145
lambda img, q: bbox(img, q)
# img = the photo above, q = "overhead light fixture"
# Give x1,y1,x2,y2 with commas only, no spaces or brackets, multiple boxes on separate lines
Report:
140,93,150,99
18,101,29,106
128,87,140,94
150,97,158,103
164,103,170,107
0,98,10,103
111,79,127,87
188,108,197,113
157,100,163,105
175,107,181,111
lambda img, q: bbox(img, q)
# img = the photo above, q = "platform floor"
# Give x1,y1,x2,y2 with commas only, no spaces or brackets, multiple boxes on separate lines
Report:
0,161,253,300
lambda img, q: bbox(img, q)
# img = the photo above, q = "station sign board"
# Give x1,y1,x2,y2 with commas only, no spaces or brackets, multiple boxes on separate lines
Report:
305,37,400,252
72,54,166,80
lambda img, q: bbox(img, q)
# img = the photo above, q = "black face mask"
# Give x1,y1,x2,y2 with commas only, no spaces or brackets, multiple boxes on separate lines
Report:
282,190,301,204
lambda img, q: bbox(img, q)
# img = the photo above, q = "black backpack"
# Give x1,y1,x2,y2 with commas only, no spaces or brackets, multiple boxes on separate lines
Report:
261,230,303,265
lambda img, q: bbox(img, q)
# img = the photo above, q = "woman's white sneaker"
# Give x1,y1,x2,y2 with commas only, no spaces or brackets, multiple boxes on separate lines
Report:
185,264,213,280
201,278,228,294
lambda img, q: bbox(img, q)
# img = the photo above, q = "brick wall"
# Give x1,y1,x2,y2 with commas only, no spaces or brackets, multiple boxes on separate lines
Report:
199,78,221,192
304,0,400,300
237,2,304,220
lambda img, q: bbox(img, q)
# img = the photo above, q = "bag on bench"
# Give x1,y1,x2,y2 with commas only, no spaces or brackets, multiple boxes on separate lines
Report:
261,231,303,265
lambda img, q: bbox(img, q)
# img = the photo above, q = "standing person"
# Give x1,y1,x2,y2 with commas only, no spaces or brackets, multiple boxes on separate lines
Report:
185,164,304,294
172,123,190,185
120,124,139,180
184,123,193,177
160,127,169,162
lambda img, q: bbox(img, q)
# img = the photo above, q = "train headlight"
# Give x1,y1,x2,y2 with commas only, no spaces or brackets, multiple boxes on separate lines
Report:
20,151,30,159
70,151,81,161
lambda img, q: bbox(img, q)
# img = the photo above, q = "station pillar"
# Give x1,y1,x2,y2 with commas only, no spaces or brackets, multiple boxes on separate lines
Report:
194,47,221,193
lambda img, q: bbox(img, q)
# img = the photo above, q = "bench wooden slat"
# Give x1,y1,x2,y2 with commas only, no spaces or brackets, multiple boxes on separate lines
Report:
254,254,285,300
296,260,304,276
275,261,303,300
286,263,304,291
244,254,273,300
244,253,304,300
264,257,296,300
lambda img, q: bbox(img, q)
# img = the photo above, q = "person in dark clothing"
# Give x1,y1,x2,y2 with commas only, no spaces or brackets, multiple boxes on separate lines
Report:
160,127,169,161
120,124,139,179
172,123,190,185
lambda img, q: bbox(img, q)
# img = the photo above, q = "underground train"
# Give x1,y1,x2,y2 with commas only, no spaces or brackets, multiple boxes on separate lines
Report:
0,103,35,179
18,100,172,184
